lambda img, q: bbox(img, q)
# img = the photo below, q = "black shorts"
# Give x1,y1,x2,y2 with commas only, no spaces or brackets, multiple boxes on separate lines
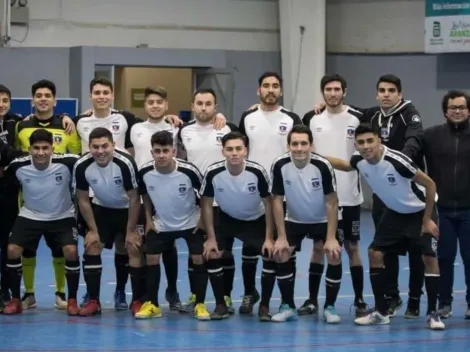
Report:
91,205,128,250
9,216,78,253
340,205,361,241
77,197,93,236
372,194,386,228
288,221,344,250
216,210,265,254
370,207,438,257
146,228,204,255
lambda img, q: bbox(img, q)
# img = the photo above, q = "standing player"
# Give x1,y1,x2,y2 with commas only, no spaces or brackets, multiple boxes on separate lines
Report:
270,125,343,323
326,123,444,330
238,72,302,315
302,74,368,318
72,127,141,316
136,131,210,320
3,129,80,316
201,131,278,321
130,87,182,311
15,80,80,311
177,88,239,313
313,75,425,317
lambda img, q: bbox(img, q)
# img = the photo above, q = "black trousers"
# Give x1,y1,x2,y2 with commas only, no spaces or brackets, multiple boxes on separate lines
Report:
0,191,19,295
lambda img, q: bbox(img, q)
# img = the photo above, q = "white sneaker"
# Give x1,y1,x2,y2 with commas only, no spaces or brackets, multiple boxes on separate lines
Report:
323,305,341,324
355,311,390,325
427,312,445,330
21,293,37,310
54,292,68,310
271,304,298,322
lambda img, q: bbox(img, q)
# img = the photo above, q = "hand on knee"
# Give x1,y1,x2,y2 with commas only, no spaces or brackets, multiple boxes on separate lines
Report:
273,248,292,263
326,252,341,265
85,243,101,256
191,254,204,265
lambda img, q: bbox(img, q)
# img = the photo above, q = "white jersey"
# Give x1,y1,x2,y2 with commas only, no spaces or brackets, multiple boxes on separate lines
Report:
271,152,340,224
131,119,178,169
303,106,363,206
177,120,238,174
6,154,78,221
73,149,139,209
139,159,202,232
75,109,138,154
350,146,435,214
200,160,270,221
239,106,302,177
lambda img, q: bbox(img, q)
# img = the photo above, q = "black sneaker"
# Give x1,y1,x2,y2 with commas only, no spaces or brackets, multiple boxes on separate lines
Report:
238,288,260,315
0,291,6,313
404,298,420,319
258,305,271,322
387,296,403,318
210,303,229,320
165,289,183,311
297,299,318,316
354,299,369,318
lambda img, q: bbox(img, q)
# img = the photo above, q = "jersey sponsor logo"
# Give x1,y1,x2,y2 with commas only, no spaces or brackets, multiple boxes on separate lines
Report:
53,134,63,144
387,173,396,185
311,178,320,190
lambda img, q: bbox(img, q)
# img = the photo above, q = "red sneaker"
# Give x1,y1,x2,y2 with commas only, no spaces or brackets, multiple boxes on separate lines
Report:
67,298,80,316
130,300,143,316
79,299,101,316
3,298,22,315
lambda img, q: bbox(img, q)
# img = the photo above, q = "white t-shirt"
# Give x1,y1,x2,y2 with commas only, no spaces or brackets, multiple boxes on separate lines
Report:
303,106,363,207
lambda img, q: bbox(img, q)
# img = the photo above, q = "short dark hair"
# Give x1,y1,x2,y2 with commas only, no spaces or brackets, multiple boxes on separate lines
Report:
192,88,217,103
258,72,282,87
89,127,113,143
145,86,167,100
90,77,114,93
354,123,379,138
29,129,53,146
0,84,11,100
441,90,470,114
320,74,347,92
287,124,313,144
221,131,247,147
32,80,56,97
376,74,402,93
151,130,174,147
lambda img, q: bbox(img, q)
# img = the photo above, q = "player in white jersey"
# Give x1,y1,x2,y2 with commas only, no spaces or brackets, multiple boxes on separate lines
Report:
238,72,302,315
73,127,141,317
3,129,81,316
130,86,182,311
302,74,368,318
201,131,287,321
135,131,211,321
177,88,239,313
271,125,342,323
326,123,444,330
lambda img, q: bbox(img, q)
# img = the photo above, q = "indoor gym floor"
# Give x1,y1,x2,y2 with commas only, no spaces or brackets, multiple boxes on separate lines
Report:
1,210,469,352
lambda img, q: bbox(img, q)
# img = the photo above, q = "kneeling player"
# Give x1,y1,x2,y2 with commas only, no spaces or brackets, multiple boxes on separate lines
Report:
271,125,342,323
3,129,80,315
136,131,209,320
327,123,444,330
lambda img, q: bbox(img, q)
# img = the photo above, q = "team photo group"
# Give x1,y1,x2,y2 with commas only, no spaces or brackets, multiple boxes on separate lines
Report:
0,71,469,332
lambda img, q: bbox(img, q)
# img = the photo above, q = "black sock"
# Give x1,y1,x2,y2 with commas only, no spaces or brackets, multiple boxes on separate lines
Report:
290,253,297,276
193,263,208,304
276,261,295,308
139,265,147,298
425,274,440,314
242,246,258,296
83,254,102,300
350,265,364,302
370,267,388,315
6,258,22,299
308,263,324,305
65,259,80,300
129,266,143,302
260,258,276,307
146,264,160,306
222,255,235,297
0,244,8,294
384,254,399,299
114,253,129,292
187,257,195,294
162,246,178,293
206,259,225,305
409,252,424,300
324,263,342,307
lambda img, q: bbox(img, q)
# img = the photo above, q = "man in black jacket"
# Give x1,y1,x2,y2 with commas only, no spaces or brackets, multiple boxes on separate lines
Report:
421,90,470,320
312,75,425,318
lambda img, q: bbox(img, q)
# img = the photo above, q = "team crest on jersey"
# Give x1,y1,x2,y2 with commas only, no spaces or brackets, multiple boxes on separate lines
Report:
178,184,187,195
311,178,320,190
111,122,120,133
53,134,62,144
248,183,257,193
387,174,396,185
114,176,122,186
278,123,288,135
346,126,355,138
380,127,389,141
215,133,224,145
55,173,63,183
